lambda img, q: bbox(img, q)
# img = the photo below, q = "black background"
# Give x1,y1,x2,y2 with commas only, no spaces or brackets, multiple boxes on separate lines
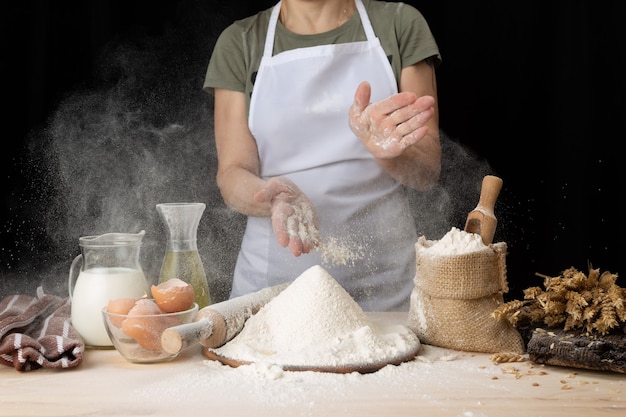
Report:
2,1,624,302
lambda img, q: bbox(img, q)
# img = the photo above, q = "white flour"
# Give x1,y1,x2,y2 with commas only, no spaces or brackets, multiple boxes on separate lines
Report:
134,344,523,414
320,235,364,266
208,265,419,368
410,227,492,336
419,227,490,256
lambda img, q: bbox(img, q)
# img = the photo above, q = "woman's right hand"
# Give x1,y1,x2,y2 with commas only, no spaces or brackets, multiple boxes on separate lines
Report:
348,81,435,160
254,177,320,257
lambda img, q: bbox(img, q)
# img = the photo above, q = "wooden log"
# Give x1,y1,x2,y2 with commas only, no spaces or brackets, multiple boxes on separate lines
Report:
526,327,626,374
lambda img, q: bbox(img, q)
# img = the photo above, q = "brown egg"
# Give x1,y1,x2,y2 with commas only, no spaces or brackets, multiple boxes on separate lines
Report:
106,298,137,327
121,299,177,351
151,278,195,313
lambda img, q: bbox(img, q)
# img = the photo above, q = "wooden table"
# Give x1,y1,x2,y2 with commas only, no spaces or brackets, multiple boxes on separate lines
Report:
1,313,624,417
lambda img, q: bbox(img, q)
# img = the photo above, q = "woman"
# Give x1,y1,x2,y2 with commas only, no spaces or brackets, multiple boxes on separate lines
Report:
204,0,441,311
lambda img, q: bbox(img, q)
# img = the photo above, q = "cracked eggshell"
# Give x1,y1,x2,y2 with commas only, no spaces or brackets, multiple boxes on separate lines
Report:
151,278,195,313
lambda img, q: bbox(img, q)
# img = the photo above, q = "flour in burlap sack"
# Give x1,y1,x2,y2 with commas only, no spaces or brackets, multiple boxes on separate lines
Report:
408,228,524,354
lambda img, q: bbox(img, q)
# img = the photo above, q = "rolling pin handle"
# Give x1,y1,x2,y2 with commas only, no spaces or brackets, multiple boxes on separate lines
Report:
161,317,214,355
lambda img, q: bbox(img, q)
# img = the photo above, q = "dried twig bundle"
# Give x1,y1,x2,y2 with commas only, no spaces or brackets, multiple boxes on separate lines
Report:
493,265,625,335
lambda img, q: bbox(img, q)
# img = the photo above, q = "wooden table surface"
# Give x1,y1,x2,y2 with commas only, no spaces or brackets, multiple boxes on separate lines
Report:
1,313,624,417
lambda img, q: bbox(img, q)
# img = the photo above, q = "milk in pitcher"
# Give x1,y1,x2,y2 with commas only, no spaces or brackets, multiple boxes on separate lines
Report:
71,267,148,347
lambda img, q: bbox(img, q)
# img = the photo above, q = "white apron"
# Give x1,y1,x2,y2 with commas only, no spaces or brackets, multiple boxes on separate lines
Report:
232,0,417,311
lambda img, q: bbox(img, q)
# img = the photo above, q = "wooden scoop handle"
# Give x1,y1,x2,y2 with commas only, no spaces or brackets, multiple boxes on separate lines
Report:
464,175,503,245
161,282,289,355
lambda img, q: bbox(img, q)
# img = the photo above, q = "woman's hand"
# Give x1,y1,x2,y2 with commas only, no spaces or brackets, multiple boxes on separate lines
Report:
254,177,320,257
349,81,435,159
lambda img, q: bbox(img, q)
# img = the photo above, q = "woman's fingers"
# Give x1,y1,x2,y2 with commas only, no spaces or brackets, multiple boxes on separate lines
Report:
258,177,320,257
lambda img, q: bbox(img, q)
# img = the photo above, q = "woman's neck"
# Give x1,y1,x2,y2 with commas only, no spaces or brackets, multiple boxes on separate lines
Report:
279,0,355,34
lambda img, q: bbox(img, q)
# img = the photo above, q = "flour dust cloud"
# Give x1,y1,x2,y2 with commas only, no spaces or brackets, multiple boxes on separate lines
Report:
0,1,495,304
0,2,243,301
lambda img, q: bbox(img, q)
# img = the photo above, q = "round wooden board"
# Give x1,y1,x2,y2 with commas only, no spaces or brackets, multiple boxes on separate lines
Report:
202,338,421,374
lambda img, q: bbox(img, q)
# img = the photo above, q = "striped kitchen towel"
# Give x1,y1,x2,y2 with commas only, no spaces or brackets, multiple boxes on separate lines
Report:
0,287,84,371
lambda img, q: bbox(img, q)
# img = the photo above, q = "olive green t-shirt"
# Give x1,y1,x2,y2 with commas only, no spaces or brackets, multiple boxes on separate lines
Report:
204,0,441,113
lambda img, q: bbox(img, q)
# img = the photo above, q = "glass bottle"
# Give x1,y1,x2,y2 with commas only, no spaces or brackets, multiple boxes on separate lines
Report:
157,203,211,309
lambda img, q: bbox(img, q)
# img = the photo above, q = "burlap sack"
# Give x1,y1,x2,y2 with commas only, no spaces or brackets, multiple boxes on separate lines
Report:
408,236,524,354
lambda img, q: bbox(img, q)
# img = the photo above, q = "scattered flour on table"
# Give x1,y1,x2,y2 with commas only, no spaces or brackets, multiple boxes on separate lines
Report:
209,265,419,368
419,227,490,256
132,345,506,412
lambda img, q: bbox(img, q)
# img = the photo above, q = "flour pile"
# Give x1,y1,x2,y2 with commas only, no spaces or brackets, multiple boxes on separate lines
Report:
209,265,420,370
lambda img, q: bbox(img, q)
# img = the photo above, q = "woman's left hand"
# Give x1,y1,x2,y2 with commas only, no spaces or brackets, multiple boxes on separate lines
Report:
349,81,435,159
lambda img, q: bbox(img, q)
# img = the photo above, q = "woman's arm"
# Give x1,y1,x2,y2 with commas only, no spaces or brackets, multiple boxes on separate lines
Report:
213,88,319,255
213,88,270,217
396,59,441,190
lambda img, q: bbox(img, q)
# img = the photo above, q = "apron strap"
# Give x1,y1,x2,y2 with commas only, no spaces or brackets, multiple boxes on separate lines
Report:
354,0,376,41
264,2,282,57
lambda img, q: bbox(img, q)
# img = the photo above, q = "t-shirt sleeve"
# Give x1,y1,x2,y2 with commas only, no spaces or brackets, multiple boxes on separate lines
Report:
396,4,442,69
203,23,248,94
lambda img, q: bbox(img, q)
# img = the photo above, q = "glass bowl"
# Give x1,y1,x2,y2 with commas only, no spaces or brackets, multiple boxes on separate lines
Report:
102,301,198,363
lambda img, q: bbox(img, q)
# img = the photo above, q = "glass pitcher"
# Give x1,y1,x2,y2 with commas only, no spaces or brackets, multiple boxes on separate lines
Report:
68,231,149,348
157,203,211,309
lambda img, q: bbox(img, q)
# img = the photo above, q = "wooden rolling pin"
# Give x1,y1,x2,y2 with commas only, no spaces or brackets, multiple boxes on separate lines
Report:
464,175,503,245
161,282,289,354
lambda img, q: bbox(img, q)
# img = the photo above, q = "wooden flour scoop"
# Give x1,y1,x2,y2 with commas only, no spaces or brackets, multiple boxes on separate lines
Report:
464,175,503,245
